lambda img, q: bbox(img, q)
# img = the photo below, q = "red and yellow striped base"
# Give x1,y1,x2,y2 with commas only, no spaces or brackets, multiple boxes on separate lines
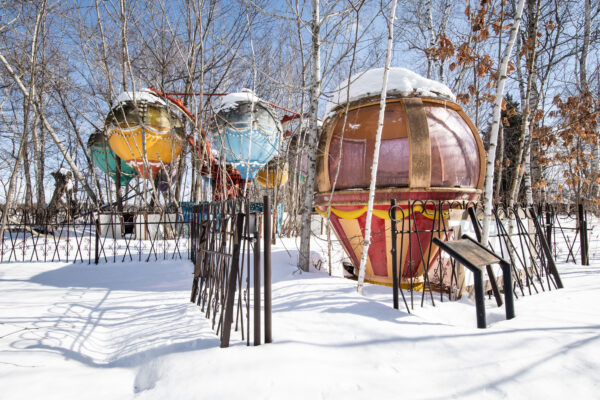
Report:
316,202,450,285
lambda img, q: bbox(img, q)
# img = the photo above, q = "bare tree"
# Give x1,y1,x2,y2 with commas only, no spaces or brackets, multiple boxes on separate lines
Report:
481,0,525,244
356,0,398,294
0,1,47,238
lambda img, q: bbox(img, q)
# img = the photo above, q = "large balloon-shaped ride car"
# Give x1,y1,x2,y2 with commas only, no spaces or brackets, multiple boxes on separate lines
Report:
315,68,486,286
105,90,185,181
91,88,289,200
209,92,282,180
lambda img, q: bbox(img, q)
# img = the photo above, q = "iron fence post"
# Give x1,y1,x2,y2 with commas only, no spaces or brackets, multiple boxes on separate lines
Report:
545,204,553,252
263,195,272,343
529,207,564,288
95,217,100,265
253,214,261,346
221,211,244,348
578,204,589,266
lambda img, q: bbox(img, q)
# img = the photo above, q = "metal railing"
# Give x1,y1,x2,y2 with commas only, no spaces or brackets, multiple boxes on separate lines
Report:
386,200,567,311
0,206,194,264
189,196,272,348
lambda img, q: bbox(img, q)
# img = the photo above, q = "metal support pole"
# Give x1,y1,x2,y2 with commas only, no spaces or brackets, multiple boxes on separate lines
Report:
473,268,486,329
578,204,589,266
95,217,100,265
467,207,502,306
263,195,272,343
253,217,261,346
584,214,589,265
390,199,399,310
545,205,553,253
500,261,515,319
221,213,244,348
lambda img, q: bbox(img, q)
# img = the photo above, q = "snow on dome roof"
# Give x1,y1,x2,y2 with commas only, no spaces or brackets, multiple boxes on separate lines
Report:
112,89,166,109
325,67,456,115
216,89,262,112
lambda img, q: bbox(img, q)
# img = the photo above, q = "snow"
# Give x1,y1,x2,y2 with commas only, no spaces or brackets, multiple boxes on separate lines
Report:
326,67,456,115
1,235,600,399
215,89,261,112
57,168,73,191
112,89,166,109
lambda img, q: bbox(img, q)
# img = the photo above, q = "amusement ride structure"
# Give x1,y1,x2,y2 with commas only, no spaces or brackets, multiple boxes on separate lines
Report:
315,68,486,287
84,68,489,289
87,88,294,203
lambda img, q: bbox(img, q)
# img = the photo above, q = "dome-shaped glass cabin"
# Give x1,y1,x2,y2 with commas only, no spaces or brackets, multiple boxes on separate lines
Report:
315,83,485,285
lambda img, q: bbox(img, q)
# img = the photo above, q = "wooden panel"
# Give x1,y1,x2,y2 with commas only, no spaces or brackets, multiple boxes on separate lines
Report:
338,217,366,271
403,98,431,188
443,239,501,267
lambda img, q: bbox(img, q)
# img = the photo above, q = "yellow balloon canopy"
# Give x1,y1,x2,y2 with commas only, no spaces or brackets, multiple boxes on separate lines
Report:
256,160,289,188
105,91,185,179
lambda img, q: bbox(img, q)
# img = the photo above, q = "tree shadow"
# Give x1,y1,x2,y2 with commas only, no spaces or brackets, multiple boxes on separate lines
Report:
5,286,220,368
418,332,600,400
27,259,193,292
2,260,222,369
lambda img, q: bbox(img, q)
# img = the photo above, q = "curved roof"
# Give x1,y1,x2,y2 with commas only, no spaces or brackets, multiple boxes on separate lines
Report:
326,68,455,115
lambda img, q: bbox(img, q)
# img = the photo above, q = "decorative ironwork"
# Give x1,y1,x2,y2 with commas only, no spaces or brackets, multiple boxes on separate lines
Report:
189,197,272,348
387,200,567,311
0,206,193,263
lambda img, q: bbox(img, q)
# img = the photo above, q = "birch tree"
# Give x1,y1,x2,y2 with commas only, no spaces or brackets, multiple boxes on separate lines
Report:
579,0,598,199
0,1,47,238
298,0,322,272
0,54,98,206
356,0,398,294
297,0,366,271
480,0,525,245
507,0,539,207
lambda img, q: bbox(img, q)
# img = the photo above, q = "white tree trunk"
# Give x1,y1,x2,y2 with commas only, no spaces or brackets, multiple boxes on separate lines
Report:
593,126,599,198
0,1,46,239
508,0,538,208
523,141,533,204
356,0,398,294
0,53,98,205
579,0,591,94
326,3,363,276
298,0,321,272
425,0,434,79
480,0,525,244
580,0,598,198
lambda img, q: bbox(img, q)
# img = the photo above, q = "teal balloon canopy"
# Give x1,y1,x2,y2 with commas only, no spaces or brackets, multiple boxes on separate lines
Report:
88,131,137,185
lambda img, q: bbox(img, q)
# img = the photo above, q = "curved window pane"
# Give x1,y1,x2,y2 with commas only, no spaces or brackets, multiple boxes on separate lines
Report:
328,102,409,189
426,106,480,188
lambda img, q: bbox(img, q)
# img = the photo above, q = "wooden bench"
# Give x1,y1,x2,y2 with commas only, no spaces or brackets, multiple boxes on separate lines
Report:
433,235,515,328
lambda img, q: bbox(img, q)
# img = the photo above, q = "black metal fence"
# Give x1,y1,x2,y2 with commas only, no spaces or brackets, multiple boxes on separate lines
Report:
1,199,592,322
0,206,195,263
541,203,591,266
189,196,272,348
386,201,568,312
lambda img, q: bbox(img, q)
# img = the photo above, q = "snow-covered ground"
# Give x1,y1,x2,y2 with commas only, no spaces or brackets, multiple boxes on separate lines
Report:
1,236,599,399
